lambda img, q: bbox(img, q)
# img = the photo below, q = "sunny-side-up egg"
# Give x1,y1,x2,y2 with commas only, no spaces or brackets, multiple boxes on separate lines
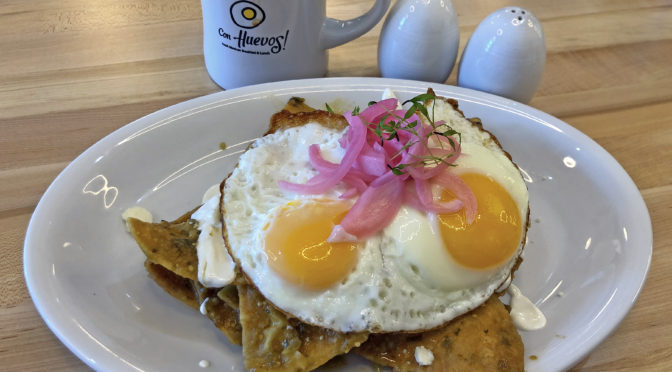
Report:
222,96,529,333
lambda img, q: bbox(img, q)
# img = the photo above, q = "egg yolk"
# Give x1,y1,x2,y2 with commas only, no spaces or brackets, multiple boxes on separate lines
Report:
242,8,256,20
264,201,360,291
438,173,522,269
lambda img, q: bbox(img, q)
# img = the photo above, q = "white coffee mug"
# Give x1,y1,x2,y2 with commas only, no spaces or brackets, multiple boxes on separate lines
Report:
201,0,390,89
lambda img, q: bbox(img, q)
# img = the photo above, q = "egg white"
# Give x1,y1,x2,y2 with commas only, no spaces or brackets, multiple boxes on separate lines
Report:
223,102,529,333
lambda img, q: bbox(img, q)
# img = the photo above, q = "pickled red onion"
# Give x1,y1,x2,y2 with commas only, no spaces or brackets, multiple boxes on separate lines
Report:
279,97,476,241
329,175,405,242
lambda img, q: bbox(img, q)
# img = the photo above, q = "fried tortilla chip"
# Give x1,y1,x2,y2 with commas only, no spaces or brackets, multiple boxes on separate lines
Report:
356,296,524,372
282,97,316,113
145,260,199,309
195,283,243,345
130,209,243,345
128,208,199,281
144,259,244,345
237,284,368,372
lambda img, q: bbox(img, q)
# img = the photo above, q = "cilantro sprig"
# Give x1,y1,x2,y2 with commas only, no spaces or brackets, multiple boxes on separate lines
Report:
363,93,462,176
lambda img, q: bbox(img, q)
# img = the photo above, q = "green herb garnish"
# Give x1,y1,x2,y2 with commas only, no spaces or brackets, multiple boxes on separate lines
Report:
361,92,462,176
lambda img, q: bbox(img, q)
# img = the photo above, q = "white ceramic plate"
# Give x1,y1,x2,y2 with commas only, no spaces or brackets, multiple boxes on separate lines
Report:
24,78,652,372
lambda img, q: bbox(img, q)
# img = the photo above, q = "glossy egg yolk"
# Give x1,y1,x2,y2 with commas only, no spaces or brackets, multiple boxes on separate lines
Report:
264,201,359,291
438,173,522,269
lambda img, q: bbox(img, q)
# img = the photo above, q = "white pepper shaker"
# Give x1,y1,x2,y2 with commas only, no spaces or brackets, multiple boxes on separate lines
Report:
378,0,460,83
457,7,546,103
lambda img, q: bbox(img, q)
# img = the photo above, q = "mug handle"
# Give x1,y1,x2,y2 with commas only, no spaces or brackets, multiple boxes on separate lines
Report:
320,0,391,50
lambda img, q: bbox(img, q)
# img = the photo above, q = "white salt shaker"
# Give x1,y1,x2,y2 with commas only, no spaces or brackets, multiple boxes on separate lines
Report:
378,0,460,83
457,7,545,103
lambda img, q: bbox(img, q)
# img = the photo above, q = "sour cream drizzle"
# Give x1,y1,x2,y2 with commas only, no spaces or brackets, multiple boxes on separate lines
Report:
199,297,210,315
192,187,236,288
508,284,547,331
121,206,152,231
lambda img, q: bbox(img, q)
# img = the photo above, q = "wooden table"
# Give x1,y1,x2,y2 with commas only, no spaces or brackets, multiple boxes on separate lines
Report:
1,0,670,370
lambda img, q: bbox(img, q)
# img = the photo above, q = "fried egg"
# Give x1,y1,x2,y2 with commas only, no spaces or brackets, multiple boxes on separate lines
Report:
223,99,529,333
230,1,266,29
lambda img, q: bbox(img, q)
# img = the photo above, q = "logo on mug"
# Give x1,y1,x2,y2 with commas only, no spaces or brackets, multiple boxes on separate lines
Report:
230,1,266,29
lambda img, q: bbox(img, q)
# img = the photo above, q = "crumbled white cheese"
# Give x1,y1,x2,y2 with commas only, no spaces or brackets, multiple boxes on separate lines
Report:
414,346,434,366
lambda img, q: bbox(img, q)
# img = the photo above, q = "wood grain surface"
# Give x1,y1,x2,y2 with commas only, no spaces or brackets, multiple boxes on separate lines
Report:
1,0,671,371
